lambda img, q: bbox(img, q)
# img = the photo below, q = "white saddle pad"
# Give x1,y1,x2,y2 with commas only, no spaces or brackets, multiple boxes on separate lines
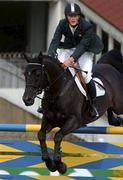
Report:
68,67,105,97
74,76,105,97
93,77,105,97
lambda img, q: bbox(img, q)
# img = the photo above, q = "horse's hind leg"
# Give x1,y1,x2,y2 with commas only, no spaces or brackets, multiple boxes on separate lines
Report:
53,115,79,174
107,107,123,126
38,119,56,172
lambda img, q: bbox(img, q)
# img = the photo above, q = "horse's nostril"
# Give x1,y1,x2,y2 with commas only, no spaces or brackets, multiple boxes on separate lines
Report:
28,97,32,102
23,95,32,103
23,96,34,106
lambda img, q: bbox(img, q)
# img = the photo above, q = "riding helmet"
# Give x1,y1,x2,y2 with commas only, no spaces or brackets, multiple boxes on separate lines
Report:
64,3,81,16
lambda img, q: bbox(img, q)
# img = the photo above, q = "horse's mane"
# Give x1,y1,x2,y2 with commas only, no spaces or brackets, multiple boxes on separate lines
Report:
28,53,62,69
97,49,123,74
43,55,62,67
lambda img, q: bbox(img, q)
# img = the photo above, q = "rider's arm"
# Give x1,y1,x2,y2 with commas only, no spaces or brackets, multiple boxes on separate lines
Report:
71,25,93,62
48,20,63,57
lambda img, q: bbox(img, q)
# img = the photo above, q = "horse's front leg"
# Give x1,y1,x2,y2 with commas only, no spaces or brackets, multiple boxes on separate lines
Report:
54,115,79,174
38,119,56,172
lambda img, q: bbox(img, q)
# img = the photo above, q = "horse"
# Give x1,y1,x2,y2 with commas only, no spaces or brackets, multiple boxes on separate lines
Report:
22,49,123,174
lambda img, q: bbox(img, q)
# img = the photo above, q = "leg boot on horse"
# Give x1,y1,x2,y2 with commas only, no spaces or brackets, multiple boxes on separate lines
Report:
86,79,99,118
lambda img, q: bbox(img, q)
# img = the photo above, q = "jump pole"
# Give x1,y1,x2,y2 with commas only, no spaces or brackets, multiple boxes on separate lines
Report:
0,124,123,134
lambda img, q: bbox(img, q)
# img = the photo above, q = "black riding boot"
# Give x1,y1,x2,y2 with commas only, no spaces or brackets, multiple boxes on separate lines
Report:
86,80,99,118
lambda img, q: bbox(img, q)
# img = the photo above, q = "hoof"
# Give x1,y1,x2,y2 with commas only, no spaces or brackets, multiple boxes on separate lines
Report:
109,116,123,126
56,161,67,174
45,159,57,172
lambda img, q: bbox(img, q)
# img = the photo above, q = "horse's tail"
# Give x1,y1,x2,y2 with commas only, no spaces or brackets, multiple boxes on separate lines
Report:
97,49,123,74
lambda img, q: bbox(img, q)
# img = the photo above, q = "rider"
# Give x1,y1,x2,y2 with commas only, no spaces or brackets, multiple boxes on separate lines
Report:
48,2,103,118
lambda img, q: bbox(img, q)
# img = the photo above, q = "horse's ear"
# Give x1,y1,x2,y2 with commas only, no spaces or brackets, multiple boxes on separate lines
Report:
38,51,43,58
38,51,43,63
22,52,31,63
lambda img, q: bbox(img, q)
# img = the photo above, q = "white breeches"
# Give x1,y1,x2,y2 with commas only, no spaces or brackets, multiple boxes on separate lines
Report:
57,49,94,83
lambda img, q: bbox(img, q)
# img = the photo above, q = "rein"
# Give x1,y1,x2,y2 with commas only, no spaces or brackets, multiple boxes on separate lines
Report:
37,64,87,99
36,64,67,100
36,69,67,100
26,61,87,101
44,68,67,91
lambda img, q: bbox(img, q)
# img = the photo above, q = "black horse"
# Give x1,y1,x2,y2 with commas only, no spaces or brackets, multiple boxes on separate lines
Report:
23,49,123,174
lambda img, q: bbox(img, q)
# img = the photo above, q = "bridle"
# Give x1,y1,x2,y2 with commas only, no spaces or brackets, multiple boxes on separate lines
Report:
25,62,67,100
25,63,44,95
25,61,88,100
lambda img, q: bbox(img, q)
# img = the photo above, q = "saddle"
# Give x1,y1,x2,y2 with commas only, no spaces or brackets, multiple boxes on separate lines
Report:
61,63,105,97
75,70,105,98
61,63,87,91
75,70,87,91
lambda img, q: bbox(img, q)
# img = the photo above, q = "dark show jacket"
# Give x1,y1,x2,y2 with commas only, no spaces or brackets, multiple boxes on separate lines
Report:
48,18,103,62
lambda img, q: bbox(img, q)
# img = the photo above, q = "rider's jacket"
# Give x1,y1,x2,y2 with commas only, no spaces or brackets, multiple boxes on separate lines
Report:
48,17,103,61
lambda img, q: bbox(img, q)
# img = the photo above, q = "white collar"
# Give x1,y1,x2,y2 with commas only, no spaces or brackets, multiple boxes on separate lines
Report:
69,25,78,34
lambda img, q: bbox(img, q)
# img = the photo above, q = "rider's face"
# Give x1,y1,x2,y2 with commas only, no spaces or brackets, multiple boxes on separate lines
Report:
67,15,80,26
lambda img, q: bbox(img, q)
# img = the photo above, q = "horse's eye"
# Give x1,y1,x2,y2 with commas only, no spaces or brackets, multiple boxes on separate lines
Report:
24,71,26,76
28,71,31,76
